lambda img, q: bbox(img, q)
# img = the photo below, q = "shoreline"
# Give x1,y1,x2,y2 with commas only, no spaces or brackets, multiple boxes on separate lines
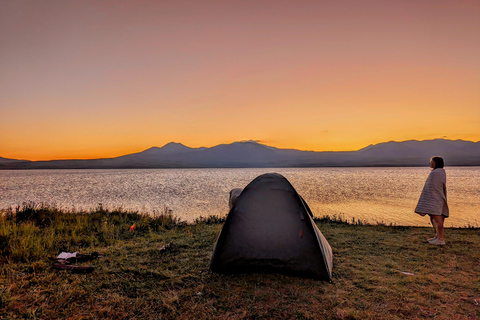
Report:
1,203,478,229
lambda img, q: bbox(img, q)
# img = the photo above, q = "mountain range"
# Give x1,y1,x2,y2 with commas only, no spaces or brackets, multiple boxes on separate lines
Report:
1,139,479,169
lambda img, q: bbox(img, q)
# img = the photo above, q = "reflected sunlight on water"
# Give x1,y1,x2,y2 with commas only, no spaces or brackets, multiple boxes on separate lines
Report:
1,167,479,227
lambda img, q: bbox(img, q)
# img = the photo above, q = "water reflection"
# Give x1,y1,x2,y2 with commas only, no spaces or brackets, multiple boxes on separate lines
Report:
1,167,478,227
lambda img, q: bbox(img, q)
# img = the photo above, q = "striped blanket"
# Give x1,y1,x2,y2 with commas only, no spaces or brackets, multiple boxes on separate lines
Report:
415,168,449,217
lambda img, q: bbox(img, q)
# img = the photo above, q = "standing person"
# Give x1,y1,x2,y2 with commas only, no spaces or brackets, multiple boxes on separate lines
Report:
415,156,449,245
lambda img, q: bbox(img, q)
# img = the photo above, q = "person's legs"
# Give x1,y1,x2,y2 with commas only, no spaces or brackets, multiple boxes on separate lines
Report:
430,215,438,239
431,215,445,241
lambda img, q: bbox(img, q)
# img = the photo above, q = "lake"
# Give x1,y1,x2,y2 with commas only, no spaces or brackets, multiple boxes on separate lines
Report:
0,167,479,227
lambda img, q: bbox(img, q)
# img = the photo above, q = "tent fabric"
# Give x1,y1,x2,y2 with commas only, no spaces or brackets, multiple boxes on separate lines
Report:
210,173,333,281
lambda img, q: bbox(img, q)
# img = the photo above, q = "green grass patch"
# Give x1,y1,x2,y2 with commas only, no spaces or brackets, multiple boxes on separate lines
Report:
1,204,479,319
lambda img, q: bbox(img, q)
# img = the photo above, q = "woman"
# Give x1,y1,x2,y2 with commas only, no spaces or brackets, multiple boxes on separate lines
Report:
415,156,449,245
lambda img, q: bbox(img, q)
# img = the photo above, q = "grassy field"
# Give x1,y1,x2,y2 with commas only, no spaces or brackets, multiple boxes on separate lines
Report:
1,204,479,319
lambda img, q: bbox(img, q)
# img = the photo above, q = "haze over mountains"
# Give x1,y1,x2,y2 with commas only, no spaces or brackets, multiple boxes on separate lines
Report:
0,139,479,169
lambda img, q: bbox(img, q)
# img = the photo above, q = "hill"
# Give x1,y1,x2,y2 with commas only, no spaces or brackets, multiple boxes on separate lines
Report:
0,139,479,169
0,156,30,163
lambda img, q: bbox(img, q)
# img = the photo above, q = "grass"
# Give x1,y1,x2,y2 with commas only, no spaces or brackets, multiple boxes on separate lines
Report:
1,204,479,319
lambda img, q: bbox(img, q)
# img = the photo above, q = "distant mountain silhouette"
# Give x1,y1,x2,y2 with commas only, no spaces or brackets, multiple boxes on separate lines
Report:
0,156,30,163
0,139,479,169
356,139,480,166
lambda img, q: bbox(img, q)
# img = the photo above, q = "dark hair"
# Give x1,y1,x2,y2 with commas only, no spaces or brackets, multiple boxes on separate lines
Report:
431,156,444,169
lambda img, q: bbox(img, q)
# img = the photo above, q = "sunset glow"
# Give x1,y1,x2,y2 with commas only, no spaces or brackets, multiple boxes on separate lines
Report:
1,0,479,160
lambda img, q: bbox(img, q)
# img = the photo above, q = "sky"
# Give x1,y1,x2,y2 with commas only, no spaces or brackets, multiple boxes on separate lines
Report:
1,0,479,160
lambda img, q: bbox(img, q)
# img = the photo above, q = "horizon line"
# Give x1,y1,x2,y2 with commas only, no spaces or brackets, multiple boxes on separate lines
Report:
2,138,478,162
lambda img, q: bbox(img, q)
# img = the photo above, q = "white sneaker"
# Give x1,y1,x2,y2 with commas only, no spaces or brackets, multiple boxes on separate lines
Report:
427,237,437,242
429,238,446,245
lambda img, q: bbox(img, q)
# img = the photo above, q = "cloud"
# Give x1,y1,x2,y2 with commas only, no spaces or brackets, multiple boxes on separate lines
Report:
239,139,267,144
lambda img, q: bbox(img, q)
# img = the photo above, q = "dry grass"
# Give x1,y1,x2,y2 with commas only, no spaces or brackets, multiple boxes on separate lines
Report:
1,206,479,319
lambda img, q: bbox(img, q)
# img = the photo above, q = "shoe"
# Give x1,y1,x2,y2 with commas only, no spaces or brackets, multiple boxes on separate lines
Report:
429,238,446,246
427,237,437,242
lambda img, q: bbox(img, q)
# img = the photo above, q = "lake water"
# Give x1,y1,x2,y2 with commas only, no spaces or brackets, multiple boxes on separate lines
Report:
0,167,479,227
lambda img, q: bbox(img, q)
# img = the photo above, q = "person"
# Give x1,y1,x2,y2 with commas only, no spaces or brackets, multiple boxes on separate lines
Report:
415,156,449,245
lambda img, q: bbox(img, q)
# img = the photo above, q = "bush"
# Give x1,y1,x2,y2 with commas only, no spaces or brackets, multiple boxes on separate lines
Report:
0,203,183,263
10,202,61,227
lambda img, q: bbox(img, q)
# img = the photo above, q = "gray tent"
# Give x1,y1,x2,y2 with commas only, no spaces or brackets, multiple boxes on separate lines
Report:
210,173,333,281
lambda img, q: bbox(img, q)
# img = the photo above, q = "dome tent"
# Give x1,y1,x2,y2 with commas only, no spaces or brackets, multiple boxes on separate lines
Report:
210,173,333,281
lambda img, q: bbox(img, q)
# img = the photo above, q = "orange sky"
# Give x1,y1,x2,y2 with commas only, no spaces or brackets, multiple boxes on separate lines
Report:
1,0,479,160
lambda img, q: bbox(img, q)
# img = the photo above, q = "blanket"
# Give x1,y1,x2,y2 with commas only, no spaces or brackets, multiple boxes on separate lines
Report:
415,168,449,217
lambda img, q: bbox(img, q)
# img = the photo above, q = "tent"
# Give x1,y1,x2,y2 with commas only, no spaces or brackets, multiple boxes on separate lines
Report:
210,173,333,281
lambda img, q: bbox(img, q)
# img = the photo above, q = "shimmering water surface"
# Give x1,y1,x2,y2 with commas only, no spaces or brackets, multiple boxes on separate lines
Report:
1,167,479,227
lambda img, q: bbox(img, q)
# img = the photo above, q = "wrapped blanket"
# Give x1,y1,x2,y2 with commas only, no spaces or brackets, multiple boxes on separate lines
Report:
415,168,449,217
